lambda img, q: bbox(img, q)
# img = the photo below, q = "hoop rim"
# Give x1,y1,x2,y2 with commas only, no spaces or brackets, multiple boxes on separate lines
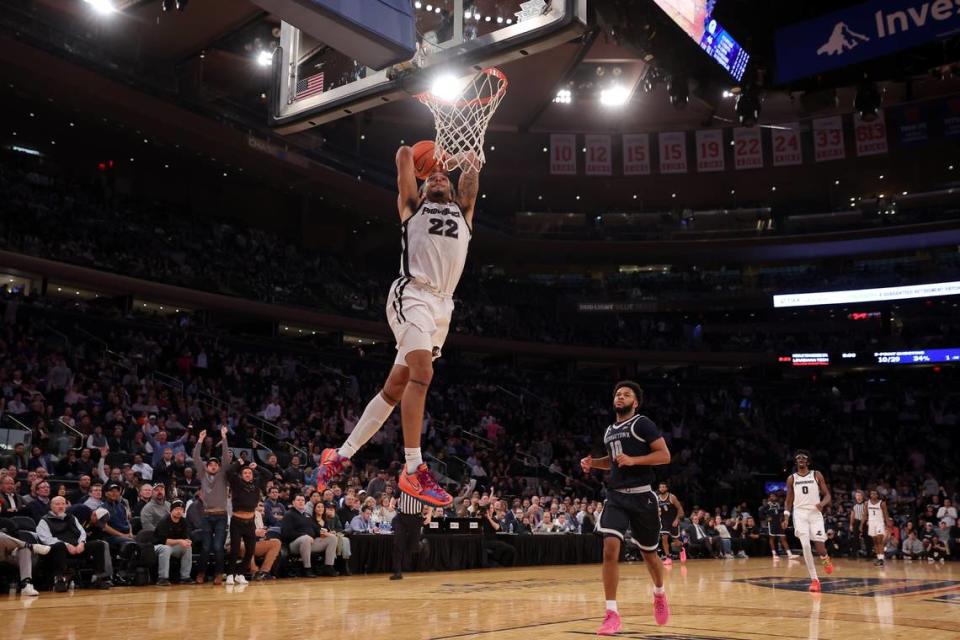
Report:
415,67,509,109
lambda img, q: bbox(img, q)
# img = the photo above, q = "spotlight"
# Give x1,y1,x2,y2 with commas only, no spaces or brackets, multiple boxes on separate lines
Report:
256,50,273,67
599,85,630,107
553,88,572,104
84,0,115,14
161,0,174,11
431,74,464,101
667,74,688,109
854,79,882,122
176,0,188,10
735,88,761,127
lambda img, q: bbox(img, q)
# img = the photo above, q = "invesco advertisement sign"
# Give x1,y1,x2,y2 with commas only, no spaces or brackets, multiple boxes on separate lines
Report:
775,0,960,83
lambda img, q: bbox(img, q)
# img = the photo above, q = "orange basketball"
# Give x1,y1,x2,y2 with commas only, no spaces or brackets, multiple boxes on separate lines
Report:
412,140,439,179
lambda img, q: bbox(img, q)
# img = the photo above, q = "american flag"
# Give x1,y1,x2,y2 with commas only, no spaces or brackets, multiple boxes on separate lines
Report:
295,72,324,99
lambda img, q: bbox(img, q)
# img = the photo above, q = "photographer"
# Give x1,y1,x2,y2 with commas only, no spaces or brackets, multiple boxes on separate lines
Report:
478,493,516,568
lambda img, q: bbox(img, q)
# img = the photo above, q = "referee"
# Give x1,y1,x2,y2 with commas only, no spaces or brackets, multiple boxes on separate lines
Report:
849,490,866,558
391,492,430,580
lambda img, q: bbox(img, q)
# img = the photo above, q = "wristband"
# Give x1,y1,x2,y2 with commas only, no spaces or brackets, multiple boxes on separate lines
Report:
783,510,790,517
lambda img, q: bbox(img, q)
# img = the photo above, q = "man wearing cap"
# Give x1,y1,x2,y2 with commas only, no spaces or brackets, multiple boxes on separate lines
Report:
153,500,193,585
193,426,232,585
100,481,135,547
140,483,171,532
37,497,112,591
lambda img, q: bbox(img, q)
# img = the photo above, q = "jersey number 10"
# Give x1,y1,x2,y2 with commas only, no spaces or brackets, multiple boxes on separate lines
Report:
610,440,623,459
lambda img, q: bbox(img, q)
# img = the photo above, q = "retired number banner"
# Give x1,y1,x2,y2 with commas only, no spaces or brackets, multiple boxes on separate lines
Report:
733,127,763,169
658,131,687,174
622,133,651,175
550,133,576,175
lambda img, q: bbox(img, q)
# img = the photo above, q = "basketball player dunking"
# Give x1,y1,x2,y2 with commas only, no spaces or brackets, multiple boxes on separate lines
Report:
865,489,890,567
657,482,684,565
581,382,671,634
314,147,480,507
783,450,835,592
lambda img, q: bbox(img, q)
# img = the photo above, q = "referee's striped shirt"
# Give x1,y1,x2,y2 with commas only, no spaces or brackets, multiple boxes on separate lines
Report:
852,501,866,521
397,492,426,515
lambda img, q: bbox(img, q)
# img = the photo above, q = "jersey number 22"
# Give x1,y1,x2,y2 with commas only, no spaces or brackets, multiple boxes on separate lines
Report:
428,218,459,238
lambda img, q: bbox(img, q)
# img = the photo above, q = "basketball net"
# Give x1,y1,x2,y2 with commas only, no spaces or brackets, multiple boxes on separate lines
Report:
416,67,508,174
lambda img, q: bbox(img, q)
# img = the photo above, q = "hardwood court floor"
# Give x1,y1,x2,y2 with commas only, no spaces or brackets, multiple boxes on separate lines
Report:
3,558,959,639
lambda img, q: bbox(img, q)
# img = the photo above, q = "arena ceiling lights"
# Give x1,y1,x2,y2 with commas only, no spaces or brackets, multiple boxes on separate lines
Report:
83,0,116,15
773,281,960,308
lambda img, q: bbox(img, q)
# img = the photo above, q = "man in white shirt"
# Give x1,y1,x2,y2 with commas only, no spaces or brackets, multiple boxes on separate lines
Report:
131,453,154,481
937,499,957,528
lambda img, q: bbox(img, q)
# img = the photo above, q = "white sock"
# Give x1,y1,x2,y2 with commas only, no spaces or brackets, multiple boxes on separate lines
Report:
876,554,883,560
404,448,423,473
799,538,818,580
605,600,618,613
653,586,665,595
338,393,395,459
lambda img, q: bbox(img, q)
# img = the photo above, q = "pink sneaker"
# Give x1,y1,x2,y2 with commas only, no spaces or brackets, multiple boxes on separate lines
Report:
316,448,350,492
597,609,622,636
662,557,673,567
653,592,670,626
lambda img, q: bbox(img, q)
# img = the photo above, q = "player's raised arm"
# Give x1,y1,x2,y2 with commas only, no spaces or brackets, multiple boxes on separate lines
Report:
396,145,420,222
456,155,480,225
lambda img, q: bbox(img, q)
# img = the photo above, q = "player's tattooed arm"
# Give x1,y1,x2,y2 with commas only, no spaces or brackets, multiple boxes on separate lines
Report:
457,155,480,221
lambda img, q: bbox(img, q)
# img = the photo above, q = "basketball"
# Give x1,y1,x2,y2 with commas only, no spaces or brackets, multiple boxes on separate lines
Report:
412,139,439,179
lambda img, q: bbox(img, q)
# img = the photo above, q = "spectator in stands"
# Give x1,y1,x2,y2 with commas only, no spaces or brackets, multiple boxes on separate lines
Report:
28,447,54,474
938,498,957,528
283,455,304,485
683,513,717,558
36,497,111,590
153,500,193,586
245,502,280,580
479,499,515,567
263,486,285,528
0,531,48,596
712,518,734,558
225,460,263,586
322,501,351,573
366,469,389,497
1,474,25,515
280,494,337,577
140,483,170,532
902,531,924,560
27,479,52,522
144,425,189,469
67,474,92,504
534,512,558,533
86,426,108,451
83,483,103,510
193,426,231,585
338,494,359,526
349,505,375,533
100,482,134,547
131,454,153,482
131,484,154,518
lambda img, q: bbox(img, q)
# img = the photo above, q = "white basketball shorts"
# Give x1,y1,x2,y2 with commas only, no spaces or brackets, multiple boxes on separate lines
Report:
867,520,885,537
386,276,453,366
793,508,827,542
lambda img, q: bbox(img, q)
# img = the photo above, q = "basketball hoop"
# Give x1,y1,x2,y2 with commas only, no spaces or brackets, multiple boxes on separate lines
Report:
416,67,508,174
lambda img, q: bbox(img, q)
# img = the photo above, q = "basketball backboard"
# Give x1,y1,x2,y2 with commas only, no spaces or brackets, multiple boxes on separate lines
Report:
269,0,588,133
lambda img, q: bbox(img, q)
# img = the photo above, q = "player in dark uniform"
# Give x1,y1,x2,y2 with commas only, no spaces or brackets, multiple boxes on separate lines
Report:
758,492,796,560
581,381,672,634
657,482,684,565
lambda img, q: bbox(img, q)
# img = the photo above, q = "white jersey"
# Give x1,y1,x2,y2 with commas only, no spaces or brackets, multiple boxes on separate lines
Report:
791,471,821,510
400,200,471,296
867,499,884,524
